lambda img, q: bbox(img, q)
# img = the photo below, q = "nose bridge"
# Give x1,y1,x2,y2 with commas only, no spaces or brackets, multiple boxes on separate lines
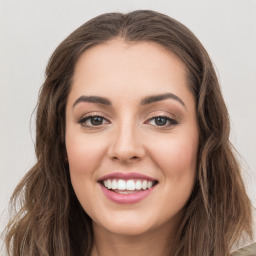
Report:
108,116,144,162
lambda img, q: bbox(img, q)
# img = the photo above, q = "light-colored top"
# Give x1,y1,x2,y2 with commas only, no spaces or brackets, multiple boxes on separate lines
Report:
231,208,256,255
232,243,256,256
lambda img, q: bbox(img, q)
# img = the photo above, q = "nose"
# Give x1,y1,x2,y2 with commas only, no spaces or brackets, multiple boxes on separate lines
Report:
107,122,145,164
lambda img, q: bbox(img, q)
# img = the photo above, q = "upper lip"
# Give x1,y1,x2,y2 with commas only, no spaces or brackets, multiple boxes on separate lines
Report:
98,172,157,182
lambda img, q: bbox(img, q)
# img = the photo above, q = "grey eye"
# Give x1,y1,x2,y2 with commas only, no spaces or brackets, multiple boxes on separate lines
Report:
146,116,178,127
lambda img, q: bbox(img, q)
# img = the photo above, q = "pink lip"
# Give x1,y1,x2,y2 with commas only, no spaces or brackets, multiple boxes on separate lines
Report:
98,172,156,181
100,185,156,204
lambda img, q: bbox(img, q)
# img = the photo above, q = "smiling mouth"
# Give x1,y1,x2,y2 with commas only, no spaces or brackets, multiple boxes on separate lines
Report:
99,179,158,194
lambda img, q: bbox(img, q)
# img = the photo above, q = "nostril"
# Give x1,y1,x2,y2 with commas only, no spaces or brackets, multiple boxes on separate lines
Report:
111,155,140,163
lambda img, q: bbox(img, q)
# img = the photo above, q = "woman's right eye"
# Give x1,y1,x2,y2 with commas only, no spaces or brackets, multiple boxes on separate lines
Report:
79,115,109,127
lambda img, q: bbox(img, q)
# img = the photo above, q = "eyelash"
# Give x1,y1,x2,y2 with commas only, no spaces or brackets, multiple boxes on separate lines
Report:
78,114,110,128
145,115,178,128
78,114,178,128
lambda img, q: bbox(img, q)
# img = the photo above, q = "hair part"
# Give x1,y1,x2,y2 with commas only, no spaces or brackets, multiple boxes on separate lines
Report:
4,10,253,256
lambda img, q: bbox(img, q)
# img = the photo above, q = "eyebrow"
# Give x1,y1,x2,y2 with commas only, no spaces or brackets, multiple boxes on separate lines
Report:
141,93,185,107
73,95,111,108
72,93,185,108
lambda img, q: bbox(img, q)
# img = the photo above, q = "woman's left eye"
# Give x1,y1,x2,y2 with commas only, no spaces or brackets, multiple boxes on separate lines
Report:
146,116,178,127
79,115,109,127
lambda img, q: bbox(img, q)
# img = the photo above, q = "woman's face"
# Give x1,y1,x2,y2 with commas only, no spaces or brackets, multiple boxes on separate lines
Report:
65,39,199,236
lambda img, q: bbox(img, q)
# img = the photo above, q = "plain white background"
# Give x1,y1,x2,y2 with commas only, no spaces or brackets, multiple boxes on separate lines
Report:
1,0,256,252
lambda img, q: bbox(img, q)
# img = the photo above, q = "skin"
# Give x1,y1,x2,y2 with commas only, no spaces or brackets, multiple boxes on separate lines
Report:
65,38,199,256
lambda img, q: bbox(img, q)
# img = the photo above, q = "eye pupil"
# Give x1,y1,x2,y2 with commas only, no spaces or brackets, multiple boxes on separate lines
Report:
155,117,167,126
91,117,103,126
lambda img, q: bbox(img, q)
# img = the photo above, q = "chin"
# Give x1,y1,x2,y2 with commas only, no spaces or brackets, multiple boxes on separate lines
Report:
98,220,155,236
92,209,178,237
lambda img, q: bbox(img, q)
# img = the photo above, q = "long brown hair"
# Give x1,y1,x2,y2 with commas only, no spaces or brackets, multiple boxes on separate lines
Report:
4,10,253,256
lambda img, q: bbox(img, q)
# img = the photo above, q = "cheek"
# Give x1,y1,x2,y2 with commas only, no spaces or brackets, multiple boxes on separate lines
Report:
150,133,198,180
65,134,106,212
66,133,106,175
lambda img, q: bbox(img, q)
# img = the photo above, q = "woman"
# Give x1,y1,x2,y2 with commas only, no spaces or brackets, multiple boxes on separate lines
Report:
4,10,255,256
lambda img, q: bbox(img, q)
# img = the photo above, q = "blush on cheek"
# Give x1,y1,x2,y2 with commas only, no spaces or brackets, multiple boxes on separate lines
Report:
68,153,94,175
154,139,198,177
66,144,88,173
66,140,107,176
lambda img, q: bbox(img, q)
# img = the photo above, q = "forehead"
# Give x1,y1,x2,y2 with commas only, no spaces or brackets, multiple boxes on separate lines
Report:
76,38,185,79
69,38,192,106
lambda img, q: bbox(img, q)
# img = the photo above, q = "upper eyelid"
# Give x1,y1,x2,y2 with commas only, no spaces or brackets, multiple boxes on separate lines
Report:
79,112,110,121
145,111,176,120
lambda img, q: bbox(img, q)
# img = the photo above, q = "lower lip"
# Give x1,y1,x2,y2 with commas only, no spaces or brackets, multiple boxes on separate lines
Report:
100,185,156,204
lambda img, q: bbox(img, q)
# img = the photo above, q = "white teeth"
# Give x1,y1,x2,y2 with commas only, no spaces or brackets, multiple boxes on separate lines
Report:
103,179,155,191
142,180,148,190
135,180,142,190
118,190,139,194
117,179,126,190
147,181,153,189
107,179,112,189
112,179,118,189
126,180,136,190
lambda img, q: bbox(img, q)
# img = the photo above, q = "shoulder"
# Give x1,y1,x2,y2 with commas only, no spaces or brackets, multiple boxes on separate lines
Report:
232,243,256,256
231,208,256,256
